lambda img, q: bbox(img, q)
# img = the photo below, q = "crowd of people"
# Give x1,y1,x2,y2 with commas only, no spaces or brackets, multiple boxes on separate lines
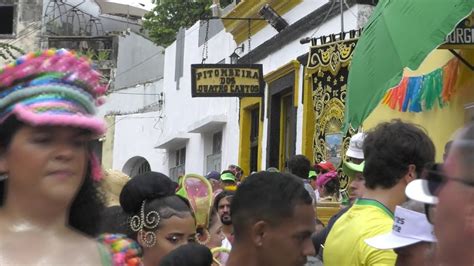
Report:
0,49,473,266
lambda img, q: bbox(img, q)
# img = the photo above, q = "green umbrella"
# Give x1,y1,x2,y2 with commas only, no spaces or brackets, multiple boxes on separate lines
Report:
345,0,473,130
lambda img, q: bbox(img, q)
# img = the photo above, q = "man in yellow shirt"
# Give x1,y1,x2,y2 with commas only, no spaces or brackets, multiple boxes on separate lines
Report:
323,120,435,265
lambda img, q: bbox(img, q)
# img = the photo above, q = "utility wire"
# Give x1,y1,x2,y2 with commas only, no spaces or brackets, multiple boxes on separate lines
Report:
115,51,162,76
310,0,337,38
106,113,163,130
115,18,220,78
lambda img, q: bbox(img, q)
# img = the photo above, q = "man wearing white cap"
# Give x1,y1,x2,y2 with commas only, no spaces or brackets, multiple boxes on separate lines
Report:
346,132,365,163
365,200,436,266
344,132,367,203
405,123,474,266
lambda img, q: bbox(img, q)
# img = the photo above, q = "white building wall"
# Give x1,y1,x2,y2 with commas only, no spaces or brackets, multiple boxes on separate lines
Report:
99,79,163,116
98,28,164,173
112,111,168,172
156,21,241,176
115,32,165,89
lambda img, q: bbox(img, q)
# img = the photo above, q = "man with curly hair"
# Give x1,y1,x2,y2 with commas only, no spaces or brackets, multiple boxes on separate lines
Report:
323,120,435,266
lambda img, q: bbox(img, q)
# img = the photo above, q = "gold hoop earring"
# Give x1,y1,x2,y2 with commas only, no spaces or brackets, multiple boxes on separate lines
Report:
196,228,211,245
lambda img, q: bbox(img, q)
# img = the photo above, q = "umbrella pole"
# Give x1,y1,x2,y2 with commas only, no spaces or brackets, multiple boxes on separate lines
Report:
449,49,474,71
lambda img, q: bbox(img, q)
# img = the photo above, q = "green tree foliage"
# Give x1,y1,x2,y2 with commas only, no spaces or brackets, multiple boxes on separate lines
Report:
144,0,212,47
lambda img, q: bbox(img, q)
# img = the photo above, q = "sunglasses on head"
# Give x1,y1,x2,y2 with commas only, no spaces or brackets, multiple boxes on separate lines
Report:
420,163,443,224
421,163,445,196
422,162,474,196
422,162,474,224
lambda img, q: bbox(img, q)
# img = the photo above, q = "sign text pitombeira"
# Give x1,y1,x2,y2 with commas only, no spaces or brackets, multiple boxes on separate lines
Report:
191,64,265,97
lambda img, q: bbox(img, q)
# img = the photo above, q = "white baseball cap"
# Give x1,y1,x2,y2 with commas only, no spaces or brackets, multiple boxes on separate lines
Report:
365,206,436,250
405,179,439,204
346,132,365,159
405,163,443,205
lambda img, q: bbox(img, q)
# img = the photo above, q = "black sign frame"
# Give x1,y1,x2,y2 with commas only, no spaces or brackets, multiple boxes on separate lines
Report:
191,64,265,97
442,13,474,47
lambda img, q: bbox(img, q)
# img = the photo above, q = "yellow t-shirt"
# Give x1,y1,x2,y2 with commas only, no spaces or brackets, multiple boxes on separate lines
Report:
323,198,397,266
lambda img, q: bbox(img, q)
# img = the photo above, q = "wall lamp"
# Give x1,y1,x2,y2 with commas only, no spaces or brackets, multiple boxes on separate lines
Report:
229,44,245,64
258,4,289,32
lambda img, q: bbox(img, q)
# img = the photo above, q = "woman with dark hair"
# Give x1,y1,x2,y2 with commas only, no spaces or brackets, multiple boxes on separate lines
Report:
0,49,110,264
120,171,196,265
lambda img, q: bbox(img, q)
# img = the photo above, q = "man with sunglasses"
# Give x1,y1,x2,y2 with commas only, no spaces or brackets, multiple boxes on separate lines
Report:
406,124,474,266
323,120,435,266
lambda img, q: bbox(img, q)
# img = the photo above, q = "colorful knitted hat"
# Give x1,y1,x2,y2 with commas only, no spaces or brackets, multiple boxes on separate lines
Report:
0,49,106,136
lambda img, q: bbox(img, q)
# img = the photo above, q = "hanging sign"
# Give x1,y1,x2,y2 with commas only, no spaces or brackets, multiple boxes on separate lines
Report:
191,64,265,97
443,13,474,46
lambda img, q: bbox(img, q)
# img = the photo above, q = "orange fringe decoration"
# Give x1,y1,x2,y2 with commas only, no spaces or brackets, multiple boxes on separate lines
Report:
441,59,459,102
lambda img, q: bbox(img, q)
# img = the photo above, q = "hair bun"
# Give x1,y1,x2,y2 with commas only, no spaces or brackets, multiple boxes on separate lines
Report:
119,172,178,214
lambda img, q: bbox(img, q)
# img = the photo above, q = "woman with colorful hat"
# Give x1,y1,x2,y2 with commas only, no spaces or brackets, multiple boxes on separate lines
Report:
0,49,111,264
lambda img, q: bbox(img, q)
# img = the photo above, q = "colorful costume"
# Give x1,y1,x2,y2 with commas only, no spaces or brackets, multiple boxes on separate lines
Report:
98,234,142,266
